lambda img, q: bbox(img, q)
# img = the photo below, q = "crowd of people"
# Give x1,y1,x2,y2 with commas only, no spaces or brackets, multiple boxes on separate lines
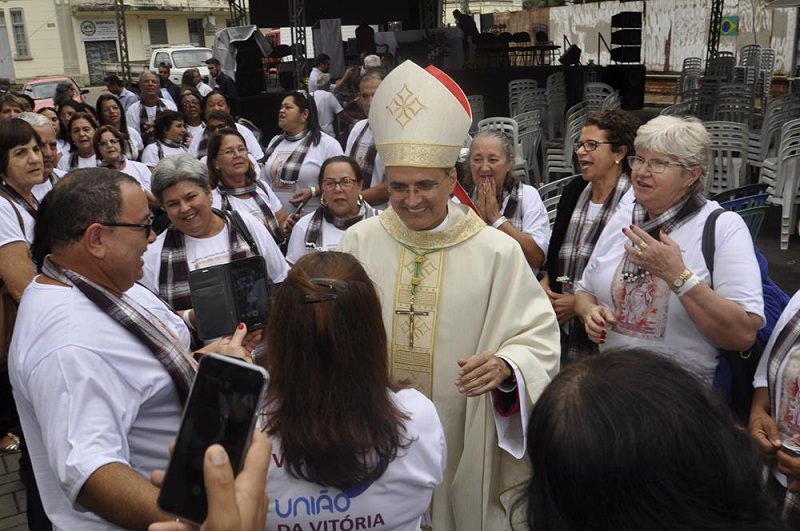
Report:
0,51,798,531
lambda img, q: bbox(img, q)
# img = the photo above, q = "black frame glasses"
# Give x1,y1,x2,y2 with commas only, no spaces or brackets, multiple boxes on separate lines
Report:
97,214,154,238
574,140,613,152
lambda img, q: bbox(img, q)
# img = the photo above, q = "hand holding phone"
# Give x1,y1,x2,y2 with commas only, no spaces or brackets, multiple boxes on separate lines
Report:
157,354,269,525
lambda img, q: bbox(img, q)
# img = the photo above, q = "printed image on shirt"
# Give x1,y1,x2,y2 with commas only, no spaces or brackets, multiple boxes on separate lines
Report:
269,152,295,193
352,140,371,168
610,260,670,340
779,346,800,435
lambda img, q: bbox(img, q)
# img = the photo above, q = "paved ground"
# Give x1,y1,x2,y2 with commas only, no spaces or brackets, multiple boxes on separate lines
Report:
0,453,26,531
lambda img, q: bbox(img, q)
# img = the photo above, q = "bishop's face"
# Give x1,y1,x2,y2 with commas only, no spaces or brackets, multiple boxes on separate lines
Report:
386,166,456,231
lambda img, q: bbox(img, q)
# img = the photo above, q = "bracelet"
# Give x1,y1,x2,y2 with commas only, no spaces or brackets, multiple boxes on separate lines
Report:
181,309,193,328
491,216,508,229
675,273,702,297
309,186,317,198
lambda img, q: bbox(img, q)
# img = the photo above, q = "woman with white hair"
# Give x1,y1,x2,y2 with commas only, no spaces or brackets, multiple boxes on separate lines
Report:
574,115,764,385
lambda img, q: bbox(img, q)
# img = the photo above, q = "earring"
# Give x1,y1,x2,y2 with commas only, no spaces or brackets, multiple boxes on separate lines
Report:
614,160,620,164
320,196,328,207
357,194,364,207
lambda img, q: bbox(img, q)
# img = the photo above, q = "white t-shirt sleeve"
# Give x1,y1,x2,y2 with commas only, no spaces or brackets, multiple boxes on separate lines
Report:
126,103,140,134
0,198,28,248
141,233,167,292
285,212,314,265
141,144,159,166
237,124,265,161
24,347,141,502
240,211,289,283
128,127,144,157
321,134,344,159
754,291,800,388
522,185,551,254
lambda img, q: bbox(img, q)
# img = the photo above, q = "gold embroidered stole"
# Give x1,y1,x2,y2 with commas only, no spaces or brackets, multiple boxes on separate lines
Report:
379,203,485,398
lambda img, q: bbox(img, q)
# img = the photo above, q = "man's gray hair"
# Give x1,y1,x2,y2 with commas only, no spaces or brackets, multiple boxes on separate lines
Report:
634,115,710,174
151,154,210,200
139,69,159,85
16,112,51,128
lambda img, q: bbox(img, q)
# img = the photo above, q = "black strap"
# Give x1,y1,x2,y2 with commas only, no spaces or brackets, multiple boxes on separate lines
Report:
701,208,726,289
226,210,260,256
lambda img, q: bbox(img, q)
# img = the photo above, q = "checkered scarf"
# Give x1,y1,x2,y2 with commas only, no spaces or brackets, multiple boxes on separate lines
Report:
263,130,313,184
765,308,800,523
139,99,167,137
0,180,38,218
619,190,706,283
348,124,378,188
156,138,189,159
304,203,379,250
158,210,250,311
41,255,196,403
557,174,630,286
217,180,282,242
98,155,126,170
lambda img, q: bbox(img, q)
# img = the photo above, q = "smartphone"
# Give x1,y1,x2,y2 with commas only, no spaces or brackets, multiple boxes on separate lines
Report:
295,197,310,216
783,439,800,457
157,354,269,525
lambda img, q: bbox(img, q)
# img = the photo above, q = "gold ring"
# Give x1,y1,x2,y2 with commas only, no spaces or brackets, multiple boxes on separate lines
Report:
635,248,643,257
638,241,648,251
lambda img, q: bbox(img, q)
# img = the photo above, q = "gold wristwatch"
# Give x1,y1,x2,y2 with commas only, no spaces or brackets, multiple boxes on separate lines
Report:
671,269,693,293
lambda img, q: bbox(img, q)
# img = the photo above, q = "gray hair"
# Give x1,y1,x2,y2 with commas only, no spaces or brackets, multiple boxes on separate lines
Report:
16,112,51,128
151,154,210,200
470,128,515,164
139,70,159,85
634,115,710,175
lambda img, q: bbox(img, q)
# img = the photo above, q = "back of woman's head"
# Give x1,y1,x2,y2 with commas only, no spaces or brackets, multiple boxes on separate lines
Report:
285,91,321,145
524,349,783,531
262,251,408,491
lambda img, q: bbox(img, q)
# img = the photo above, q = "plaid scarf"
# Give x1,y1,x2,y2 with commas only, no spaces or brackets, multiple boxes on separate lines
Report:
765,308,800,524
304,203,378,250
41,255,196,403
196,132,211,159
99,155,126,170
0,180,38,218
139,99,167,137
264,130,313,184
217,181,282,241
156,138,188,159
158,210,250,311
348,124,377,188
619,190,706,283
558,174,630,286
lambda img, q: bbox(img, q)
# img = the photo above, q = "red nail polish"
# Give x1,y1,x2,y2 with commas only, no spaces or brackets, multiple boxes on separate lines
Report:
238,323,245,330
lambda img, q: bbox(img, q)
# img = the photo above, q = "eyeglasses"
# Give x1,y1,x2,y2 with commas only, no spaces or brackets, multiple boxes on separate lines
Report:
321,178,356,191
627,156,685,174
221,146,248,157
574,140,613,152
181,100,199,107
97,214,154,238
99,139,120,147
388,178,447,196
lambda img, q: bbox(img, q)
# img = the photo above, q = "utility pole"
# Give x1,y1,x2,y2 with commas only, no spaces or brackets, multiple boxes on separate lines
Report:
289,0,306,89
114,0,132,84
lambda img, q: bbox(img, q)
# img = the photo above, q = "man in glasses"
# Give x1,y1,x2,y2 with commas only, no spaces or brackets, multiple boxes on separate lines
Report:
339,61,559,531
8,169,249,529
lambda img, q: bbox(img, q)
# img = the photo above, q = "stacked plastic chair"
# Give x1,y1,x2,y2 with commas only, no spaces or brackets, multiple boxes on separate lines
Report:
758,118,800,249
477,116,529,183
704,121,751,196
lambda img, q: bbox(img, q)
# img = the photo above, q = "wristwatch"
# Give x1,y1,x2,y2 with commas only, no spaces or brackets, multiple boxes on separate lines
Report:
671,269,693,293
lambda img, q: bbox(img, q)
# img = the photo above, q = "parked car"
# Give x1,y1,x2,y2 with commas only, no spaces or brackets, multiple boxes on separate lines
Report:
150,46,213,84
21,76,89,111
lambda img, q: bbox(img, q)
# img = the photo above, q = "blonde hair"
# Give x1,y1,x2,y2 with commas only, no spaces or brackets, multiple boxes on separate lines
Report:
634,115,709,175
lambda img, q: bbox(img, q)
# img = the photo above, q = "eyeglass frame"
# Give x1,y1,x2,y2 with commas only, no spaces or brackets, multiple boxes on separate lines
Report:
321,178,357,191
96,213,155,238
574,140,614,152
387,176,448,196
627,155,687,174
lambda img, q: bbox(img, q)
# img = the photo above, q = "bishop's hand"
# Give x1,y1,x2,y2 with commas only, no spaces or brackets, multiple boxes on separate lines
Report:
455,351,513,397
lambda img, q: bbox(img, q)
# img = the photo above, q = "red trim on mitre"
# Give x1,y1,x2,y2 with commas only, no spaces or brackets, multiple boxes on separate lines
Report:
424,65,471,118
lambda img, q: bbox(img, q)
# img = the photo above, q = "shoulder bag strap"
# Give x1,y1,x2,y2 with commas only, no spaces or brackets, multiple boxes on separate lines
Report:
701,208,726,289
227,210,260,256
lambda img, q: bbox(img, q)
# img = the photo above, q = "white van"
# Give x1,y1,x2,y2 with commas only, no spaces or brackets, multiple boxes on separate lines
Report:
150,47,213,85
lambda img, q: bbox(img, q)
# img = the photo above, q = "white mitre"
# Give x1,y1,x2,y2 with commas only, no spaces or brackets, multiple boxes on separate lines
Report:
368,60,472,168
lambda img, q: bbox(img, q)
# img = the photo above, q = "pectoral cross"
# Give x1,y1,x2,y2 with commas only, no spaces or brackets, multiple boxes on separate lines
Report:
395,302,429,349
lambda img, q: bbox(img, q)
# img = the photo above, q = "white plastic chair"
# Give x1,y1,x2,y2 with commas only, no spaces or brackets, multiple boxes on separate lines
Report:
537,173,581,227
704,121,750,195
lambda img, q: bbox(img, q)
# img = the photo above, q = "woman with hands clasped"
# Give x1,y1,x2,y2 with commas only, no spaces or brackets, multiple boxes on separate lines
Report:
573,115,763,385
750,291,800,528
468,129,550,269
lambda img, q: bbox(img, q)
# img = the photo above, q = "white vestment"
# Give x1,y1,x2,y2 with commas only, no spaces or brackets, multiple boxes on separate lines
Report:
339,203,560,530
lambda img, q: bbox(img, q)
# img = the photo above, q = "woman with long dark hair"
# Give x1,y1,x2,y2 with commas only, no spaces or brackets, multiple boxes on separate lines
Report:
260,91,343,211
201,90,264,160
96,93,142,160
261,251,445,530
56,112,98,171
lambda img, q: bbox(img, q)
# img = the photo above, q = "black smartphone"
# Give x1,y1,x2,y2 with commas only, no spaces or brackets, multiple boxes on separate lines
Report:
295,197,310,216
157,354,268,525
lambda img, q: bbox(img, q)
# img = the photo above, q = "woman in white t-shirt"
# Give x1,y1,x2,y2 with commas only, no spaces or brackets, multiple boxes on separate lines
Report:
94,125,152,191
208,127,287,245
260,92,343,212
142,154,288,335
179,88,205,146
56,112,98,171
543,109,640,364
95,94,142,161
286,155,379,265
0,118,45,452
574,115,764,386
140,110,189,168
260,252,445,531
